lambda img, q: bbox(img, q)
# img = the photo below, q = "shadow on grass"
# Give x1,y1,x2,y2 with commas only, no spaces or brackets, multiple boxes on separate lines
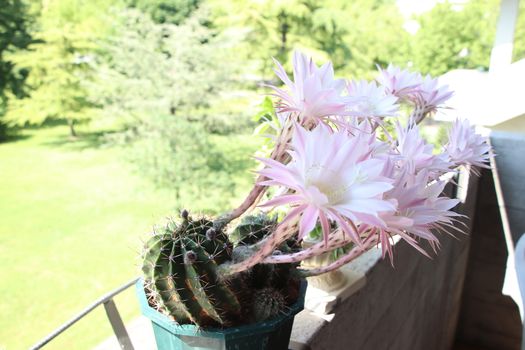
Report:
1,119,120,150
41,130,115,150
0,132,31,144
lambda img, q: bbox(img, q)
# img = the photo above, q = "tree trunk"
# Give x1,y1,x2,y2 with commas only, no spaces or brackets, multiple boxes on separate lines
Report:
68,119,77,137
278,10,289,58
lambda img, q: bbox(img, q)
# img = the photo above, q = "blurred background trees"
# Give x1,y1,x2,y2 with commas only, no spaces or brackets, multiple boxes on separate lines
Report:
0,0,34,138
2,0,523,208
125,0,202,24
1,0,523,197
90,8,242,209
3,0,521,136
208,0,409,79
90,8,236,129
4,0,118,136
411,0,499,76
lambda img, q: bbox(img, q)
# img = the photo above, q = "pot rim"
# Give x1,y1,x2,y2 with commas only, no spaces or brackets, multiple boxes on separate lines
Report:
136,278,307,337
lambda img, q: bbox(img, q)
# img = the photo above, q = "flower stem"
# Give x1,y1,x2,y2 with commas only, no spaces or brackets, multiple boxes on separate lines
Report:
218,218,298,278
213,119,295,231
297,235,377,277
409,101,430,126
262,229,351,264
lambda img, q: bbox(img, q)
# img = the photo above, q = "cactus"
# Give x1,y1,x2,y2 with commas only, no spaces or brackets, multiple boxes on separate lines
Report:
141,212,301,327
230,212,277,245
142,214,241,327
252,288,287,322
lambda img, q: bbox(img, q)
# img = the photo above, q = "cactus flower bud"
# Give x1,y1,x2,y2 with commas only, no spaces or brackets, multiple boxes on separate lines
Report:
206,228,217,240
184,250,197,264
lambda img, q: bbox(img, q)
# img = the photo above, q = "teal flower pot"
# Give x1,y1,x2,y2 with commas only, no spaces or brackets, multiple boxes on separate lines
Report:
136,279,306,350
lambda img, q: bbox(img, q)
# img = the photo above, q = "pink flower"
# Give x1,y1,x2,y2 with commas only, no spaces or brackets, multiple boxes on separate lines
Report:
376,64,421,101
268,51,347,125
395,123,452,176
257,124,395,243
345,80,399,118
378,170,461,259
413,74,454,114
444,118,491,169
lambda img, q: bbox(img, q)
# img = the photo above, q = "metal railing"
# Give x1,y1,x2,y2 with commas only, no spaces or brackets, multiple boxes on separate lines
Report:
30,277,140,350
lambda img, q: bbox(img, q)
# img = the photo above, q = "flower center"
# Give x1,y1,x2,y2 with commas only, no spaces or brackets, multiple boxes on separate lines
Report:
305,164,349,205
356,98,376,115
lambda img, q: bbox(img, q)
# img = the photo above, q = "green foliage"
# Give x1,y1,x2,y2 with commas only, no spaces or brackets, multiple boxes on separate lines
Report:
210,0,409,78
91,8,256,210
126,0,202,24
6,29,95,136
513,0,525,62
128,115,238,208
0,0,35,138
294,0,410,77
411,0,499,75
0,0,34,102
4,0,121,136
90,8,239,131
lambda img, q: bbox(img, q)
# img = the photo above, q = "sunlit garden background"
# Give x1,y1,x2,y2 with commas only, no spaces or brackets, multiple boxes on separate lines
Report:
1,0,524,349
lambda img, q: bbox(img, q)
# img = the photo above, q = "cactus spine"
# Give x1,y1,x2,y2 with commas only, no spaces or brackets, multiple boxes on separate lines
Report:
252,288,287,322
142,215,241,327
141,212,301,327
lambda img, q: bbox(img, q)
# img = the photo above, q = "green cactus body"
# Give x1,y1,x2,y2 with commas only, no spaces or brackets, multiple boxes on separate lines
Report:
142,213,302,328
252,288,287,322
142,217,241,327
230,212,276,245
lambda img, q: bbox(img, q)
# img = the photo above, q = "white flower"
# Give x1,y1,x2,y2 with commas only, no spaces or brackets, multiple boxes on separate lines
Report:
258,124,395,243
444,118,491,169
376,64,421,101
345,80,399,118
395,122,453,175
415,74,454,114
268,51,348,125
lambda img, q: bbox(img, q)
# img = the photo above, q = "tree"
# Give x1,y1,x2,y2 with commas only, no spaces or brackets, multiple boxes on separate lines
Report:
125,0,202,24
89,9,236,129
411,0,500,76
295,0,410,77
129,115,236,209
6,29,96,136
207,0,307,77
512,0,525,62
209,0,409,79
4,0,120,136
91,9,240,209
0,0,34,138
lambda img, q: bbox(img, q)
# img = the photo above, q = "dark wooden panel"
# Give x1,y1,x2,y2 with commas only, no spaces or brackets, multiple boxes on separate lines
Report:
456,168,522,350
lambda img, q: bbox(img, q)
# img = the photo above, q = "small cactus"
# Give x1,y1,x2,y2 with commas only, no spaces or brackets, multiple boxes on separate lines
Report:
230,212,277,245
252,288,287,322
141,212,301,327
142,214,241,327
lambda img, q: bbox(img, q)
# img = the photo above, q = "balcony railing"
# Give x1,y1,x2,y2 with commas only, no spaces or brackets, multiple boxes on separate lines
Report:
30,277,139,350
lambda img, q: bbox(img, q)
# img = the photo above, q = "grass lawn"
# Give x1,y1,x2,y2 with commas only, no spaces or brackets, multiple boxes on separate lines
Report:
0,125,260,349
